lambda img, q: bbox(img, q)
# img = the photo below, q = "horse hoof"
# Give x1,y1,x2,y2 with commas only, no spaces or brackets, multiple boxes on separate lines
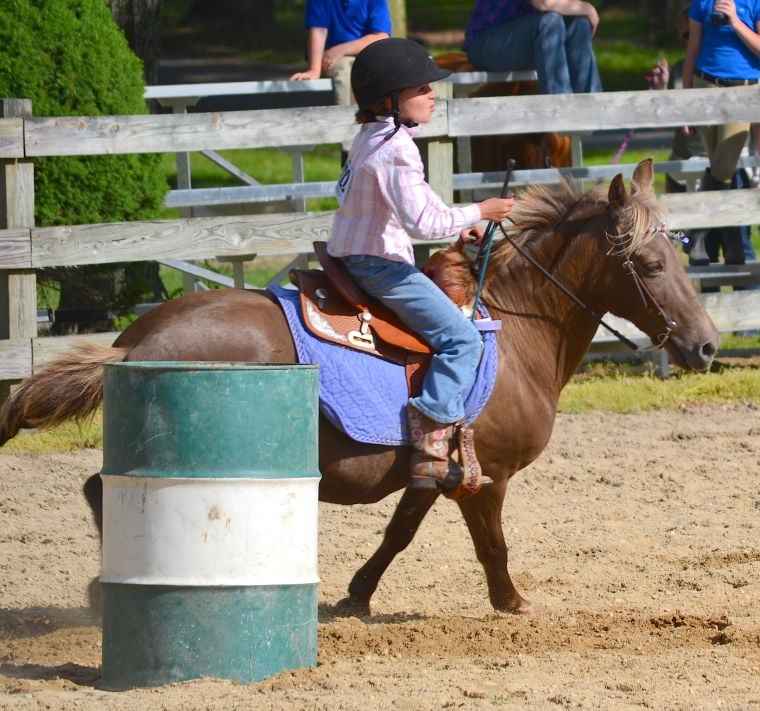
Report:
333,596,371,618
491,596,544,616
514,598,544,615
507,597,544,615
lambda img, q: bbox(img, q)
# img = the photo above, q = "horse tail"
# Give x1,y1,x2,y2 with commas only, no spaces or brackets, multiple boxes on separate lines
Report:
0,342,128,446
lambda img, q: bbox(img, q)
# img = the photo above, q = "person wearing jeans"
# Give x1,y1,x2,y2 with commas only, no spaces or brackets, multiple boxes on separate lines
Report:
464,0,603,95
328,39,515,499
341,256,483,425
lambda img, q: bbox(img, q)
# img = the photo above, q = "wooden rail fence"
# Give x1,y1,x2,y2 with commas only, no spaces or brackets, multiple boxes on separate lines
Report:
2,84,759,392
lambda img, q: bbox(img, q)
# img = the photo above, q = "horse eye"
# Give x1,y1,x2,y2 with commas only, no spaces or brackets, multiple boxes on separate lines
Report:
645,261,664,274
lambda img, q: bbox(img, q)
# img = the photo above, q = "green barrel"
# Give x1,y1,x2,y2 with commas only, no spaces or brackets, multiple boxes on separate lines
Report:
99,362,320,690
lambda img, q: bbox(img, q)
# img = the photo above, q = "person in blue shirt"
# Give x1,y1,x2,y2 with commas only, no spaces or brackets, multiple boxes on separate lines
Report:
289,0,391,106
681,0,760,265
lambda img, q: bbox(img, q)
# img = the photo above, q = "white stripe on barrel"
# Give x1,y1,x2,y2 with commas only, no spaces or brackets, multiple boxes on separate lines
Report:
101,476,319,586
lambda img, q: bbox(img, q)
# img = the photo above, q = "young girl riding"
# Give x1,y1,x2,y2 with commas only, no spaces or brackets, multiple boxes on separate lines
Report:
327,37,515,499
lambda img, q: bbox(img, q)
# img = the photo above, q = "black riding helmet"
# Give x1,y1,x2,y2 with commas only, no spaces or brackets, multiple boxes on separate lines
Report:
351,37,451,110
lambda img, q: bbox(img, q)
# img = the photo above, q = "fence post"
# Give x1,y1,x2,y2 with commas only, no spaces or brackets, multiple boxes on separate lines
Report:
0,99,36,401
423,88,454,205
416,90,454,266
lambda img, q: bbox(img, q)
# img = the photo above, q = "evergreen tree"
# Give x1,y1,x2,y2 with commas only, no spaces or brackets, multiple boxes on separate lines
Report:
0,0,168,331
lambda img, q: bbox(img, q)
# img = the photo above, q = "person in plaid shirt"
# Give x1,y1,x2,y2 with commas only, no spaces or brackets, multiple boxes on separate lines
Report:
328,38,515,499
464,0,602,95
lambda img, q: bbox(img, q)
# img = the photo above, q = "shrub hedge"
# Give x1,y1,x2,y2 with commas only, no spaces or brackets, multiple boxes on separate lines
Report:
0,0,167,225
0,0,168,328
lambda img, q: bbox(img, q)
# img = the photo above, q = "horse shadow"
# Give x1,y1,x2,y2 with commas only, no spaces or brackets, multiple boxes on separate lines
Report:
318,601,427,625
0,660,99,687
0,605,100,686
1,602,424,687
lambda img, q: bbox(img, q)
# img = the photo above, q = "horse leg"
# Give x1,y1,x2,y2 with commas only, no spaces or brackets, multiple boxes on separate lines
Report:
336,488,439,616
83,473,103,540
458,483,541,614
81,473,103,612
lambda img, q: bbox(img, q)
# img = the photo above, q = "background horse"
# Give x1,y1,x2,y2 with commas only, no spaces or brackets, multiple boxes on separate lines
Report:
0,159,718,614
434,52,572,173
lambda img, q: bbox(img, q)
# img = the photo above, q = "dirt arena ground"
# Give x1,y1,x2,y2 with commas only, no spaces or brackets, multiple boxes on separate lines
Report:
1,403,758,710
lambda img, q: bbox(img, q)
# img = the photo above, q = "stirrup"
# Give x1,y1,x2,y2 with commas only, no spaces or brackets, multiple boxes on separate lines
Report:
409,468,463,491
408,426,493,500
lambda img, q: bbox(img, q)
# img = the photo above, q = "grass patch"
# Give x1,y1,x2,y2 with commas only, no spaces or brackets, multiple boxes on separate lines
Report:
163,145,342,191
721,331,760,350
158,255,295,297
1,416,103,455
560,363,760,414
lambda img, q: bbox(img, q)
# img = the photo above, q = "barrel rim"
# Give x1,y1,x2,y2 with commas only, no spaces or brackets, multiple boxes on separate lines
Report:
104,361,319,371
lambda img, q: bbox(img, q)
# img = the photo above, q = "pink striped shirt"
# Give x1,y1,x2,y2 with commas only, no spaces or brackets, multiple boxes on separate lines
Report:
327,117,482,265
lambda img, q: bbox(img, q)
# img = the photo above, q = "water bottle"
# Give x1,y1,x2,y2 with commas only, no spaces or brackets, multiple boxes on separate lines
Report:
710,1,729,24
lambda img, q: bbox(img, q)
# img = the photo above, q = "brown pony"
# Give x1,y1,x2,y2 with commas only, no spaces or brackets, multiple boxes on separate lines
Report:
0,160,718,614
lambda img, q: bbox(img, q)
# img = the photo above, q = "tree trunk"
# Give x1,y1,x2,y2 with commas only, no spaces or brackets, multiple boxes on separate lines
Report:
388,0,407,38
108,0,164,85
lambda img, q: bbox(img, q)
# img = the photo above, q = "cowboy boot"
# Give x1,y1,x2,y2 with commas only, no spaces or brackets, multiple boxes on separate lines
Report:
406,403,491,500
407,403,462,491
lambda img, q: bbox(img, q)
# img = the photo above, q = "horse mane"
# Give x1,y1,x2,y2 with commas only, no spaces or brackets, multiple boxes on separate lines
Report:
424,172,666,309
486,174,666,274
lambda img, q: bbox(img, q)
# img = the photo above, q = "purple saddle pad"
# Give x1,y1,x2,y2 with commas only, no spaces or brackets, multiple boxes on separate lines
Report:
269,285,498,446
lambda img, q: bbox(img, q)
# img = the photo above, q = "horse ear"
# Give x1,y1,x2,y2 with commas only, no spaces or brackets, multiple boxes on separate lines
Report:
630,158,654,194
608,173,628,209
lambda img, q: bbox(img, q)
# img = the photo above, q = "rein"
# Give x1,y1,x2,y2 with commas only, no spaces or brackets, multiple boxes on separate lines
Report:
471,159,516,322
490,220,677,353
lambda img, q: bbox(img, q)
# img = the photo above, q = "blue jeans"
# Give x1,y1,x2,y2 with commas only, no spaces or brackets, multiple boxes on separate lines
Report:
341,255,483,424
467,12,602,95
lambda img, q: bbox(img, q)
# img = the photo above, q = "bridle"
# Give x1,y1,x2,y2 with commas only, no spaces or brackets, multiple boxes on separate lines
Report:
617,224,682,351
490,220,681,353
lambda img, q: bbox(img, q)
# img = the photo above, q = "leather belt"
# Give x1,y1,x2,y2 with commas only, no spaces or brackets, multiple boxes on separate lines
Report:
695,68,759,87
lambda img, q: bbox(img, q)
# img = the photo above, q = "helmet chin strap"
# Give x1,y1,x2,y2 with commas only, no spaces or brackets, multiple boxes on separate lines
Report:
383,91,417,141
